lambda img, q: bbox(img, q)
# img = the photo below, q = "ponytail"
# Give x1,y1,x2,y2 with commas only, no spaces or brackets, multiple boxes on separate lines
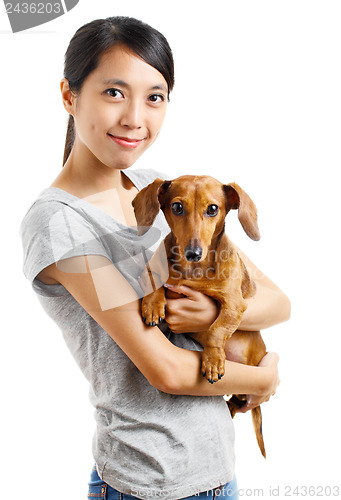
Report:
63,115,75,166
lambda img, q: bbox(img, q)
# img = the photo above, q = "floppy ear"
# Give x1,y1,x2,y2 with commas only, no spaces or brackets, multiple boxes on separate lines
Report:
224,183,260,241
132,178,171,235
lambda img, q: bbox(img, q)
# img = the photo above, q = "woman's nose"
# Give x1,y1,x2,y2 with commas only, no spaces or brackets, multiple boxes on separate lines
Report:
120,100,143,129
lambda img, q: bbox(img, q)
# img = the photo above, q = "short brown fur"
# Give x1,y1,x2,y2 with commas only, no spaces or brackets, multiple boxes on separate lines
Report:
132,175,267,457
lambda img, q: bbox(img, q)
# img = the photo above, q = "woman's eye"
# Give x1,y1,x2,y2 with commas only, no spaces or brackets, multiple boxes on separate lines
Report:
171,202,184,215
105,88,124,99
206,204,219,217
148,94,165,104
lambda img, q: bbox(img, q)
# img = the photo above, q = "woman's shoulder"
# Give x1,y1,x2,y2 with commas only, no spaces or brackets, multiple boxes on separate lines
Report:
19,187,109,286
20,188,79,234
19,187,97,260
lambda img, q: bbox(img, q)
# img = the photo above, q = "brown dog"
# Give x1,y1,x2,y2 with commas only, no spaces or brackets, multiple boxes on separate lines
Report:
132,175,267,457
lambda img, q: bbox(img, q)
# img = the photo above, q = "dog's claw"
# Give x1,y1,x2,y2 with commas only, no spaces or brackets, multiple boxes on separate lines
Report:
202,371,206,378
201,346,226,384
141,293,166,329
143,317,146,323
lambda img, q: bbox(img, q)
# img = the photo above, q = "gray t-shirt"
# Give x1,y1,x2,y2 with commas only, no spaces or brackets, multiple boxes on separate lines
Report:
20,168,235,499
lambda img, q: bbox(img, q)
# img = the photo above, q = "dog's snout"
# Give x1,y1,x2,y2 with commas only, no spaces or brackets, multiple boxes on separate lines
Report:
185,245,203,262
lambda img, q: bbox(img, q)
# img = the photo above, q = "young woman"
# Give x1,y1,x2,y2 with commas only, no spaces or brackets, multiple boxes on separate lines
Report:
20,16,290,499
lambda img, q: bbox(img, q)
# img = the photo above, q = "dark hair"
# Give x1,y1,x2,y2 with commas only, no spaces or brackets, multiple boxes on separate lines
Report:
63,16,175,165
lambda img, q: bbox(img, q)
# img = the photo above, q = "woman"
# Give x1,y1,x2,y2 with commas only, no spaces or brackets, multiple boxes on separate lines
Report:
20,16,290,499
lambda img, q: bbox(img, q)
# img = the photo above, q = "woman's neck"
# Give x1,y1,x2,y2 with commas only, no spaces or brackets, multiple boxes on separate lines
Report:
52,146,129,198
50,146,138,226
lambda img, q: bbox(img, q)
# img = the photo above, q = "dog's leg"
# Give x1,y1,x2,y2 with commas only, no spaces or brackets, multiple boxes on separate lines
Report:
225,329,266,365
141,287,167,326
140,256,168,326
225,329,265,413
201,295,247,383
139,237,172,326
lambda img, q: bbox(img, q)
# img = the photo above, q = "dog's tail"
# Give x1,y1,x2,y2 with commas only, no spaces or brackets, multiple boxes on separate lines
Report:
227,397,266,458
252,406,266,459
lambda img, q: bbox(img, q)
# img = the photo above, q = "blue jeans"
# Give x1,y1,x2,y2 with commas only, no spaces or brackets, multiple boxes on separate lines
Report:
88,464,239,499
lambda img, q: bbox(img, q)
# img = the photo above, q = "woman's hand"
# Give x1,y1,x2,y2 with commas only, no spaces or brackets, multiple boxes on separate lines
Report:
235,351,280,413
164,284,219,333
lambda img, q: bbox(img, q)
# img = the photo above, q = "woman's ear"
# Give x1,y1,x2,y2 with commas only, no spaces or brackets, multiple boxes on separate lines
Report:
60,78,75,115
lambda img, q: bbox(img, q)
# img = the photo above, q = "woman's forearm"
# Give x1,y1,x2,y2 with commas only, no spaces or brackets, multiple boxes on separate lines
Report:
160,344,272,397
233,244,291,331
238,284,291,331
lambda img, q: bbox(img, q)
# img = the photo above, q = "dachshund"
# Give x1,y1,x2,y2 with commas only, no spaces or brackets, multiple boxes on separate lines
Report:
132,175,267,457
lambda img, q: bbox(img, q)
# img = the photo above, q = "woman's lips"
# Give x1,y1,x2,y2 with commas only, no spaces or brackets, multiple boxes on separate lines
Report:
108,134,145,149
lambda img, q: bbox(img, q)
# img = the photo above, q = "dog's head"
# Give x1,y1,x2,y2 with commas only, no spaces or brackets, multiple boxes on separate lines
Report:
132,175,260,262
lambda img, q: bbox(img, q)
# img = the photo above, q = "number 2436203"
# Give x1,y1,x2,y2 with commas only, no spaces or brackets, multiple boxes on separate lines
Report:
284,485,340,496
5,3,62,14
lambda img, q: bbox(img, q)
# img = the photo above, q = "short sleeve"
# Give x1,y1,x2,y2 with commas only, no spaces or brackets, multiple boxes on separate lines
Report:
20,199,111,295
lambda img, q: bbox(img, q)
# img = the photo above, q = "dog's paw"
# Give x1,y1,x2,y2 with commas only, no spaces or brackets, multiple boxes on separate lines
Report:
142,292,166,327
201,346,226,383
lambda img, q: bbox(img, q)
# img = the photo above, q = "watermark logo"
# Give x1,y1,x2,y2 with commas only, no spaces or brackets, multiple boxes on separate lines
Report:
48,197,169,311
4,0,79,33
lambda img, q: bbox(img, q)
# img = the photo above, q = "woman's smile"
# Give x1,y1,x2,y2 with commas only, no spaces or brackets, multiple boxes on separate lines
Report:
107,133,146,149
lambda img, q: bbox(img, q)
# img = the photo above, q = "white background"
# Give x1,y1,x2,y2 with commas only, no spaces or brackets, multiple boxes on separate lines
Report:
1,1,340,498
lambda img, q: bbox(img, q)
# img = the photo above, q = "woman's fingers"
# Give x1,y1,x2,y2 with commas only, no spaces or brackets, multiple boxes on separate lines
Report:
164,283,200,299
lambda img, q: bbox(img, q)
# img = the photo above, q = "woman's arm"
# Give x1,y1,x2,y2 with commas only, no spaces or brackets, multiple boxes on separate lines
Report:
235,244,291,330
42,254,278,399
164,244,291,333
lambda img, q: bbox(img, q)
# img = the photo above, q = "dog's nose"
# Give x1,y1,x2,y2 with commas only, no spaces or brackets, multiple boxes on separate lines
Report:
185,245,202,262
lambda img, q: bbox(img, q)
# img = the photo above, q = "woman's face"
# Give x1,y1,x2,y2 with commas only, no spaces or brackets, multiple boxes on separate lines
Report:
70,45,168,170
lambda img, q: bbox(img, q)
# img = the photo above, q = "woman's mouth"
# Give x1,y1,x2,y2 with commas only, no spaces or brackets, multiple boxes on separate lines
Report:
108,134,145,149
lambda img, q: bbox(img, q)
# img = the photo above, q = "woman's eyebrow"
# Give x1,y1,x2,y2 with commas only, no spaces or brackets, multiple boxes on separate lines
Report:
102,79,167,92
150,84,168,93
102,79,128,87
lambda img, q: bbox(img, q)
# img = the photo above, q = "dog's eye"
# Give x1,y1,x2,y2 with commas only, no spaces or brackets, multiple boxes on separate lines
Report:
171,202,184,215
206,204,219,217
